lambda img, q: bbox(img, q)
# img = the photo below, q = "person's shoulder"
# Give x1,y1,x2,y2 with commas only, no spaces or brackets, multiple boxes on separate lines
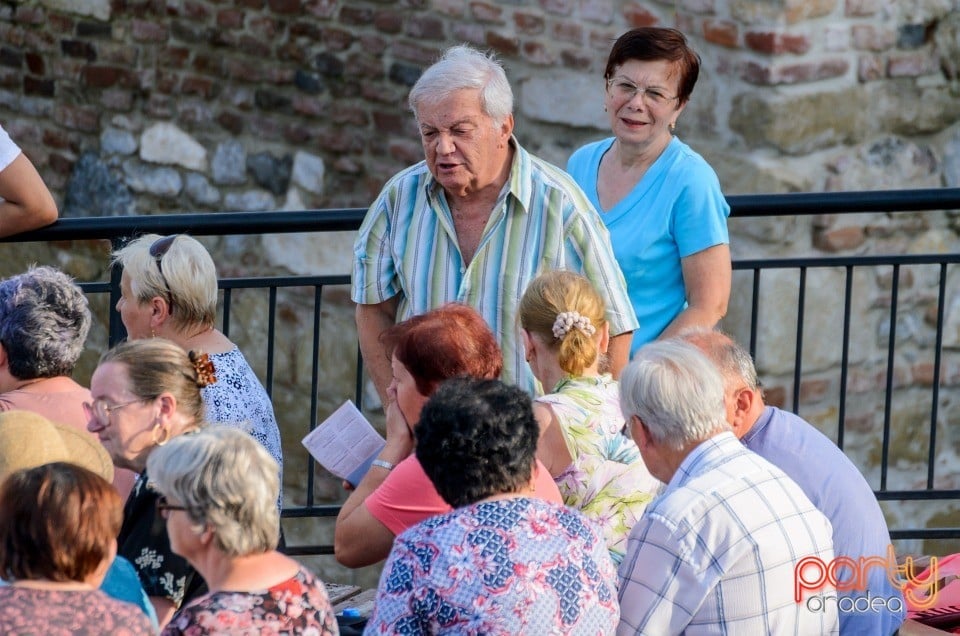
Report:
524,147,590,195
664,137,721,180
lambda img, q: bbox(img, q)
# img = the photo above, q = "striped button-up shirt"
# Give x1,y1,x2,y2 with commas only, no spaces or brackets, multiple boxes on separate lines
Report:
352,139,637,393
617,432,839,635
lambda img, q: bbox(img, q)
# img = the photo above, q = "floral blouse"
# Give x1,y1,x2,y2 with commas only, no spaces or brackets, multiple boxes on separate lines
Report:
536,374,661,563
202,347,284,505
366,497,619,635
0,586,153,635
161,567,338,635
118,472,198,607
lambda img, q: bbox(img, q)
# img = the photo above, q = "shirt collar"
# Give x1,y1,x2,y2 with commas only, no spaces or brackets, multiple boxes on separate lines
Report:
667,431,741,492
422,136,531,215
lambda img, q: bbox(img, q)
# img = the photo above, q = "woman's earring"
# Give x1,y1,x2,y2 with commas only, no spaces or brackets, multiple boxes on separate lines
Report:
669,121,676,132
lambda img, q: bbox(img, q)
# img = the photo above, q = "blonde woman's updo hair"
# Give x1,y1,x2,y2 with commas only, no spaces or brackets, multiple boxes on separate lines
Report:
111,233,218,331
520,270,607,377
98,338,208,426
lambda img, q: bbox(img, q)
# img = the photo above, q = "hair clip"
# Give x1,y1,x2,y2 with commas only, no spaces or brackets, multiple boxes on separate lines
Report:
552,311,597,339
188,350,217,388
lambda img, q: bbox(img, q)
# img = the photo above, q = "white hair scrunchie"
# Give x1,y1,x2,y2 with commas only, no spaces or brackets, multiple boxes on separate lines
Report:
552,311,596,340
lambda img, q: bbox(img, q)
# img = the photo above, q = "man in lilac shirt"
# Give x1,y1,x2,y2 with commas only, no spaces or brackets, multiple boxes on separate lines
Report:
684,329,906,635
617,340,837,634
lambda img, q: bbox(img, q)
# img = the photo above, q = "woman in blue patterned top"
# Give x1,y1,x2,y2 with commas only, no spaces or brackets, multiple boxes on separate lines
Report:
112,233,283,506
366,378,619,635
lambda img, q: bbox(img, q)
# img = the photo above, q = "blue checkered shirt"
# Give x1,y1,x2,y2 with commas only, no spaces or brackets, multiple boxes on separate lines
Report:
617,432,839,635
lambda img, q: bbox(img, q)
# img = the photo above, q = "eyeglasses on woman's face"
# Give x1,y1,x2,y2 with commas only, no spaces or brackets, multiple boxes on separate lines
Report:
82,397,146,424
156,494,187,519
606,76,678,107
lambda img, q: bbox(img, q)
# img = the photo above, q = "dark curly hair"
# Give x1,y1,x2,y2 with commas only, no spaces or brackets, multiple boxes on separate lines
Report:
415,378,538,508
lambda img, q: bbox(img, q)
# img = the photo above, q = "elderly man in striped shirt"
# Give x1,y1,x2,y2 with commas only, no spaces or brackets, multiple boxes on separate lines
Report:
352,44,637,403
617,340,839,635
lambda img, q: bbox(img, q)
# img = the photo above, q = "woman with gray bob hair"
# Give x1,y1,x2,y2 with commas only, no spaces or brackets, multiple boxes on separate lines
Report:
147,426,338,634
408,44,513,126
619,339,730,452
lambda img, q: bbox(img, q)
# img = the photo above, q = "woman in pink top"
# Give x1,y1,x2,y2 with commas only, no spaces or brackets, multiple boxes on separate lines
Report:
335,303,563,568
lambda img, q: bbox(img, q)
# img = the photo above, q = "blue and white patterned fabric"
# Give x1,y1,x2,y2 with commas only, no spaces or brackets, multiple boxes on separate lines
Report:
202,347,283,505
617,432,839,635
365,497,619,635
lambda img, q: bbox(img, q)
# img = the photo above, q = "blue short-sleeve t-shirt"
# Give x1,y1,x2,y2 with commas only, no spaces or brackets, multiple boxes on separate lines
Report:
567,136,730,353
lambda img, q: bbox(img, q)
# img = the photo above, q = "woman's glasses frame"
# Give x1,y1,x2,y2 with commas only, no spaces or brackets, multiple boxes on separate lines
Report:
81,397,146,423
156,494,187,519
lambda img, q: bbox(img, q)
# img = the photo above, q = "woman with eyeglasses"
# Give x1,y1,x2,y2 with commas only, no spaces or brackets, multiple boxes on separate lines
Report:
86,338,211,627
566,27,731,357
111,233,283,505
147,426,338,636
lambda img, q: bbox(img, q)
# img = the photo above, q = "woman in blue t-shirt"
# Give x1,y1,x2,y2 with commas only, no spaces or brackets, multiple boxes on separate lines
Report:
567,27,731,356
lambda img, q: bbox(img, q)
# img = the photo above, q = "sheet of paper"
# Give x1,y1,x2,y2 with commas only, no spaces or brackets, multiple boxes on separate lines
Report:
301,400,385,486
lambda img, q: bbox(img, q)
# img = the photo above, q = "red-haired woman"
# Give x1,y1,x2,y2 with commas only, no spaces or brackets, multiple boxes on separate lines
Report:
334,304,563,568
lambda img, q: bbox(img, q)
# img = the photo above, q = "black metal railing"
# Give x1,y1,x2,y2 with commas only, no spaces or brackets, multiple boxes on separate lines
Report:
7,186,960,552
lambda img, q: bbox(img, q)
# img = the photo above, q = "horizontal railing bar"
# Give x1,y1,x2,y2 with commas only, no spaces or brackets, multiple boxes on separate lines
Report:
727,187,960,217
281,506,343,518
4,188,958,245
736,253,960,270
891,529,960,540
0,209,369,243
876,490,960,501
218,275,351,289
281,545,336,556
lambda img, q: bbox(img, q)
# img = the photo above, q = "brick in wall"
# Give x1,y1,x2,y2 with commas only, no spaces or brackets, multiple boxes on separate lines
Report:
703,19,739,48
406,14,446,40
523,41,557,66
623,4,660,27
515,12,545,35
745,30,811,55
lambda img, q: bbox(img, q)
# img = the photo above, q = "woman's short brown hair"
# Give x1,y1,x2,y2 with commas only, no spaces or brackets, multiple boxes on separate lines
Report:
604,27,701,105
0,462,122,582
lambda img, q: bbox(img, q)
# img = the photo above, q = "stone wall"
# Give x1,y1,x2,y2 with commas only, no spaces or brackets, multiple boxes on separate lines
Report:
1,0,960,577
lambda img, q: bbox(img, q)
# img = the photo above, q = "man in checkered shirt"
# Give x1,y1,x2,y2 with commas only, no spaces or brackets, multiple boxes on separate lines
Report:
616,340,839,635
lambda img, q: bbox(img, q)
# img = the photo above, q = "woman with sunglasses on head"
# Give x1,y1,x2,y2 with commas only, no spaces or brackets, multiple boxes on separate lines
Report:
86,338,211,628
111,234,283,504
567,27,731,357
148,426,338,636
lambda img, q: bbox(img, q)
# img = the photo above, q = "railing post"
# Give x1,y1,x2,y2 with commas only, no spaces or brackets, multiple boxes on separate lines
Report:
108,238,128,347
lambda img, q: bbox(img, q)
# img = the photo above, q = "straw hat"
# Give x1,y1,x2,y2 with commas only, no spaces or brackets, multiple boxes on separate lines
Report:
0,410,114,482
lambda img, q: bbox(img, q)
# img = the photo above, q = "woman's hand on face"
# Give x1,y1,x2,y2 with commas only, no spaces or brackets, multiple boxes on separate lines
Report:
382,397,415,462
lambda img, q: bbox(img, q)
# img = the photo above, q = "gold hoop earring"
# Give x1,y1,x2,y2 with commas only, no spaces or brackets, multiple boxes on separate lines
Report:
669,122,676,132
153,424,170,447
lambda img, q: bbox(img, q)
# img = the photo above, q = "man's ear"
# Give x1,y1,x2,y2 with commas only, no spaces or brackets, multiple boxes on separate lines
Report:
0,342,8,369
731,387,759,436
630,414,651,450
